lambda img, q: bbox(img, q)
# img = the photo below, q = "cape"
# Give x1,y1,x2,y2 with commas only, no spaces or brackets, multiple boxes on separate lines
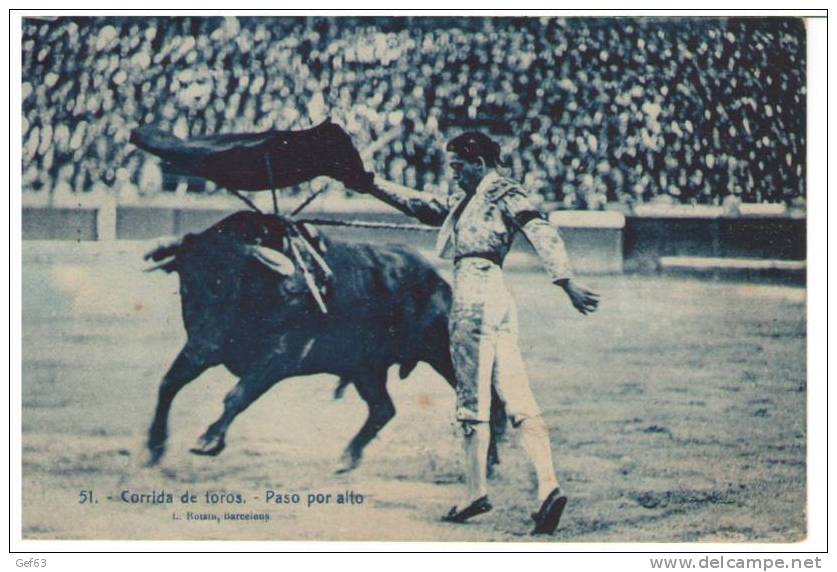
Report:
130,119,375,192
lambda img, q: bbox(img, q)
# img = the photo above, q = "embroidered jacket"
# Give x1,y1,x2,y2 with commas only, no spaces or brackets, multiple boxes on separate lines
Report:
370,172,573,282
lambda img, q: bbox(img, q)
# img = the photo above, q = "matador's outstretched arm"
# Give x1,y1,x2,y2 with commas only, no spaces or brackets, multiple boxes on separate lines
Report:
361,176,450,227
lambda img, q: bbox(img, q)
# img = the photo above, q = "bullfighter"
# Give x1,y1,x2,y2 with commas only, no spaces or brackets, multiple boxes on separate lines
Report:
367,132,600,535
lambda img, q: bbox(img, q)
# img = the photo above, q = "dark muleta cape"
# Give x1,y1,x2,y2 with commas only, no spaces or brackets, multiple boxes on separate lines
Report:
130,119,375,192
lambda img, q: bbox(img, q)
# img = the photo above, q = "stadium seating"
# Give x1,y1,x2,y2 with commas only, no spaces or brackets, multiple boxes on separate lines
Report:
21,16,805,210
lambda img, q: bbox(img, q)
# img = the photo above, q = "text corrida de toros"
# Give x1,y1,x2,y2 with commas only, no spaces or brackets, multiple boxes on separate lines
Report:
119,490,366,506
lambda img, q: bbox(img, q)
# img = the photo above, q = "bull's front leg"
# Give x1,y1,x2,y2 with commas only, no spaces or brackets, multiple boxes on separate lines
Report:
337,371,395,474
147,347,210,466
191,360,286,457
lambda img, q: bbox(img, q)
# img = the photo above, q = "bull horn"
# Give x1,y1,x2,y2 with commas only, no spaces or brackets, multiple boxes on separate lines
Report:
248,245,296,276
144,235,183,262
144,257,177,273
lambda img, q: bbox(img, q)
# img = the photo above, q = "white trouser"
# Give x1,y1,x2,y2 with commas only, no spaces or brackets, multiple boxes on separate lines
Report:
450,257,541,424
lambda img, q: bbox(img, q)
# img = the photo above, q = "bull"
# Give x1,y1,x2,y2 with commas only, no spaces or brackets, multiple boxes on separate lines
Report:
144,211,505,473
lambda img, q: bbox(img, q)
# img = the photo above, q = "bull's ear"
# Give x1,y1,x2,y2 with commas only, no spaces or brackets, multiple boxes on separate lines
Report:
248,245,296,276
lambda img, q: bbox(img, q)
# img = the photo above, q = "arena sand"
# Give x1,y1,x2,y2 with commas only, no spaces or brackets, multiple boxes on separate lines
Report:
20,242,806,542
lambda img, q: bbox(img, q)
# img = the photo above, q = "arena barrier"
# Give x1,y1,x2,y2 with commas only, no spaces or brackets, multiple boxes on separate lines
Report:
22,203,626,275
20,204,805,277
623,214,806,272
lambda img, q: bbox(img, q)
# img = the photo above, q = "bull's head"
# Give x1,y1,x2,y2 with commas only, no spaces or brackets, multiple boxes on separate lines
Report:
144,212,330,313
145,236,294,277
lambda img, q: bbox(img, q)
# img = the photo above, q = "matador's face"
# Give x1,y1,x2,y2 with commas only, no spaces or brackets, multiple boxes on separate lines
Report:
448,153,487,195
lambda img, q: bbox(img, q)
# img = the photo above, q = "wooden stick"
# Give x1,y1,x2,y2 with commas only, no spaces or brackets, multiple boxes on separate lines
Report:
291,187,326,217
264,152,279,215
229,189,262,213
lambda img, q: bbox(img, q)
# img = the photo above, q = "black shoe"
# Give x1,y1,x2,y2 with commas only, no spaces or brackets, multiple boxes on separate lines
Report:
531,488,568,535
442,495,493,523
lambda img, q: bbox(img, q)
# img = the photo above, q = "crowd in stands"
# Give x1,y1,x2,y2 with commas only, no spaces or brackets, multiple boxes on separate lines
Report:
21,16,806,209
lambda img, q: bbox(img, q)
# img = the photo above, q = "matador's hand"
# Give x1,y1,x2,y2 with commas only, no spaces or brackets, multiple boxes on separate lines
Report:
556,279,600,315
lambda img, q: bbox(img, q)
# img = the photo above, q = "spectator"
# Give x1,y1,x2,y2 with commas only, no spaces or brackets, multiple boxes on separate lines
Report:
21,16,806,209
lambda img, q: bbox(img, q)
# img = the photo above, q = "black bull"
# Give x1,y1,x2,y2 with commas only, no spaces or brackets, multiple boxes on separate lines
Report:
145,211,506,473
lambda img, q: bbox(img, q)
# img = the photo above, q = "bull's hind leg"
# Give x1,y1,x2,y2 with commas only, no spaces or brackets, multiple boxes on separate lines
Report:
147,347,211,466
336,370,395,474
191,359,287,457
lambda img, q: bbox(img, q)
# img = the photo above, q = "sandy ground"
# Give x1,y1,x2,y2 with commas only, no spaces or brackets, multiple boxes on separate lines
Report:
21,241,806,542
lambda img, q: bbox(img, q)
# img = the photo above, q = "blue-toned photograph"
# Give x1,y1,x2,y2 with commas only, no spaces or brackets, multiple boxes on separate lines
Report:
20,15,806,542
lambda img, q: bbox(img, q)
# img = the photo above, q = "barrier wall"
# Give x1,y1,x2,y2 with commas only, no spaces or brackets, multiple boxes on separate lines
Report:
21,205,626,274
20,205,805,276
623,216,806,272
23,207,99,241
